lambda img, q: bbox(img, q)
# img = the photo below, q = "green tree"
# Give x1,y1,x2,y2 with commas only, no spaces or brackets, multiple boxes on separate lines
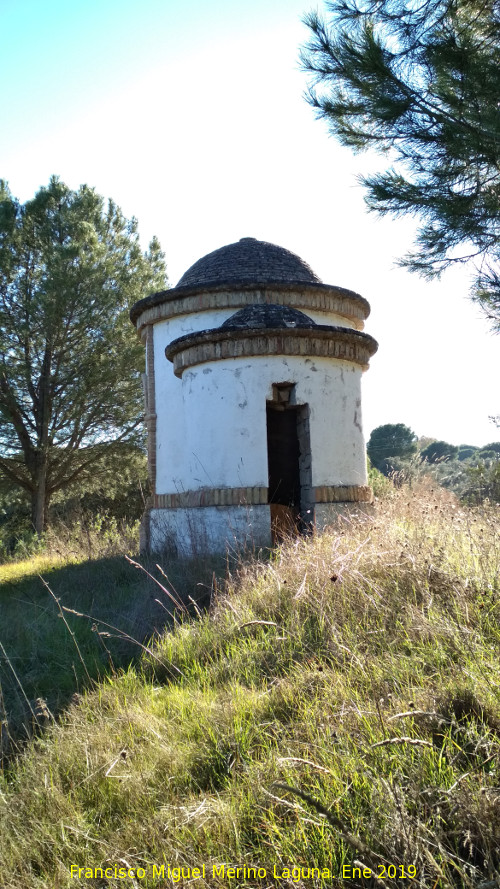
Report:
457,445,478,461
0,177,167,533
367,423,417,470
301,0,500,329
480,441,500,455
421,440,458,463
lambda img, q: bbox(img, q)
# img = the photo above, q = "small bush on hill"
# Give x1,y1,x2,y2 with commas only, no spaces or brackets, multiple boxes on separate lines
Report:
457,446,479,461
421,440,459,463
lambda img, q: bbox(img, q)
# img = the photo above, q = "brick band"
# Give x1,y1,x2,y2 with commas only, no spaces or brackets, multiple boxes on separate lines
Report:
166,326,377,377
314,485,372,503
132,286,369,332
151,485,372,509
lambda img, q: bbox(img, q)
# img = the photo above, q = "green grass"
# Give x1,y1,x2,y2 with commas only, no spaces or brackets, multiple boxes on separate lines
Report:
0,521,221,745
0,481,499,888
0,553,72,584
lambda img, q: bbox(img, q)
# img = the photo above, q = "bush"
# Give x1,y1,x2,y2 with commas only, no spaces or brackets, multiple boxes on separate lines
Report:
421,440,459,463
464,459,500,504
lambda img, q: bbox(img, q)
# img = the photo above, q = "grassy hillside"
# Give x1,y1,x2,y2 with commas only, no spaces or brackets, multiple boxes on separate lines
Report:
0,520,220,746
0,482,499,888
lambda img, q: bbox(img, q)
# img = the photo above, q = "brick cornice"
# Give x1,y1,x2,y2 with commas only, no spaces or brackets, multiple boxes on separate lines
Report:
314,485,373,504
131,285,370,332
152,485,372,508
165,325,378,377
153,487,269,508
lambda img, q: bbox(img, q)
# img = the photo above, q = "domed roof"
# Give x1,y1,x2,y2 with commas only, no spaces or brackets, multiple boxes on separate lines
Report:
130,237,372,328
221,304,317,330
177,238,322,288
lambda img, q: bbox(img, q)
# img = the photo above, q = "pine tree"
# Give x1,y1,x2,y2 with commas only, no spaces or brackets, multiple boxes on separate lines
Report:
367,423,418,469
420,440,459,463
0,177,167,533
301,0,500,329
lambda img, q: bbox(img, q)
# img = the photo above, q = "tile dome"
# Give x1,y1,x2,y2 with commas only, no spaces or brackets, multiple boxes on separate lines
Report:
220,303,317,330
130,237,371,329
177,238,322,288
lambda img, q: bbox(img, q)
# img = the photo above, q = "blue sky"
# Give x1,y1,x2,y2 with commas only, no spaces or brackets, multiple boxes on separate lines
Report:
2,0,498,445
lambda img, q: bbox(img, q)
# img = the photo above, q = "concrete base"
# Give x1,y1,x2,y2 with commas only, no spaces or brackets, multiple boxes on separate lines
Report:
147,504,272,557
140,501,374,556
315,502,375,532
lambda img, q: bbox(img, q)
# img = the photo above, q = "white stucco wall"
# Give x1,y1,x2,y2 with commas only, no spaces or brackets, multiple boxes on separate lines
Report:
153,310,232,487
154,352,367,494
301,309,360,329
145,294,368,497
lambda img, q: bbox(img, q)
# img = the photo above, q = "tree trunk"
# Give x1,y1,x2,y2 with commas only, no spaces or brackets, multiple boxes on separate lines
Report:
31,345,52,535
31,461,48,535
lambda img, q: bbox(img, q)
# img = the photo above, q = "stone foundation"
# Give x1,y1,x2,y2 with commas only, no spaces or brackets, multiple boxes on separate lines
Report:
142,496,375,556
148,505,272,556
315,502,375,531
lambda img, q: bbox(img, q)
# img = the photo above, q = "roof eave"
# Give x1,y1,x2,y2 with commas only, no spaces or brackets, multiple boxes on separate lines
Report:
130,279,370,326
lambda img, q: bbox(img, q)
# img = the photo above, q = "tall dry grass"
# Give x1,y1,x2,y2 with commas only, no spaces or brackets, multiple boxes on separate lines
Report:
0,480,498,888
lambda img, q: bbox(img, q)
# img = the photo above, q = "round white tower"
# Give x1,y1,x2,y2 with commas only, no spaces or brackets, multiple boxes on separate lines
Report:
130,238,378,555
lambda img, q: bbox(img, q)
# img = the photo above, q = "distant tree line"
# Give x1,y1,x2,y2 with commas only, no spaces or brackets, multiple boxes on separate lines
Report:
367,423,500,502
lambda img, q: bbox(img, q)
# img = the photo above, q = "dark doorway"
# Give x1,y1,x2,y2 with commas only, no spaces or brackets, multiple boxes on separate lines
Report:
267,405,301,509
267,398,313,542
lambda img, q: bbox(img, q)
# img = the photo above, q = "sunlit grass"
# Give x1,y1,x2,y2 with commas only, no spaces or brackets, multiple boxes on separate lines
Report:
0,553,74,584
0,480,498,888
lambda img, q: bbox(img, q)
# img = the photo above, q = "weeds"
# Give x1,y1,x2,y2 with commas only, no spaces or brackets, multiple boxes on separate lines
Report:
0,511,141,565
0,482,498,888
0,519,221,762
